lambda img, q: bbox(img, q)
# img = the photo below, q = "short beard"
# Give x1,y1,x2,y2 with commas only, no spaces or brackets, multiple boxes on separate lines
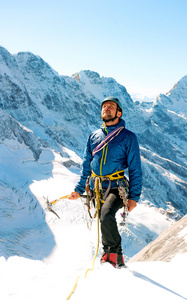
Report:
101,115,118,123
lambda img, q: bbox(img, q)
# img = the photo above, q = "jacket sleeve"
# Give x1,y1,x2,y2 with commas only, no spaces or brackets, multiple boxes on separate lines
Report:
126,133,142,201
74,136,93,194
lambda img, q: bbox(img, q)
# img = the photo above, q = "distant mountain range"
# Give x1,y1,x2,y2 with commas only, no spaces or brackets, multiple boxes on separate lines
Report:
0,45,186,221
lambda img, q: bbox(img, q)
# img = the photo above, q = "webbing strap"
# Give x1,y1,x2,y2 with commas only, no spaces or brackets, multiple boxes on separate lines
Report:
92,126,124,157
91,170,124,181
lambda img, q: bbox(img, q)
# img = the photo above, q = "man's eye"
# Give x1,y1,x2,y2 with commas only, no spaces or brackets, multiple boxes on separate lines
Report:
103,105,114,109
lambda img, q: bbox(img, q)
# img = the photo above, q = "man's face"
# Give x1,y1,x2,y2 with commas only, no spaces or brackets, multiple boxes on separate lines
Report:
101,101,118,121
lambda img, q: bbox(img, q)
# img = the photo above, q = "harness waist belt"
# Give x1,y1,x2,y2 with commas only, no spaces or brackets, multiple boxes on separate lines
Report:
91,170,124,181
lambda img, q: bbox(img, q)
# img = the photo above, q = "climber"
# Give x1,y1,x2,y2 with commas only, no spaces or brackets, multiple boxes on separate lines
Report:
69,96,142,268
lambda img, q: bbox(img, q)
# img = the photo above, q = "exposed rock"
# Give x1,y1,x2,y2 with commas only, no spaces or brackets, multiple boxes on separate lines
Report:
128,214,187,262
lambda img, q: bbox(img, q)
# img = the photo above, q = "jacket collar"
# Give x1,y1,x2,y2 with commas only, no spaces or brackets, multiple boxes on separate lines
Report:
101,118,125,133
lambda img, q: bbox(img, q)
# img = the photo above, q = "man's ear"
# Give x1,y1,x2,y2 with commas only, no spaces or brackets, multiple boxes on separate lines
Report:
117,111,122,118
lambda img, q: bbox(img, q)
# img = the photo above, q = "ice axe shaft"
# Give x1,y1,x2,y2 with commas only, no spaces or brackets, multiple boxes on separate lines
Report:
49,194,71,206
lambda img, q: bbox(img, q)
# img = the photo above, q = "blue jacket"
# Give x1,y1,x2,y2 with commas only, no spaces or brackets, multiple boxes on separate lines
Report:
75,118,142,201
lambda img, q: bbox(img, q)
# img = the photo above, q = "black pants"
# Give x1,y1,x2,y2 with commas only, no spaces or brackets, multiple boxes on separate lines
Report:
99,189,123,250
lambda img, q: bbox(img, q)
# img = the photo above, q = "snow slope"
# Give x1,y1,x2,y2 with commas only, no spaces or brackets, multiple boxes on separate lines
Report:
0,254,186,300
1,152,186,300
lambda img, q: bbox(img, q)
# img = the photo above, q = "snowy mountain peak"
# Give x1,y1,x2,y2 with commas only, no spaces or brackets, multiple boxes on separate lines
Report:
71,72,80,82
72,69,134,113
79,70,101,81
15,50,59,79
163,75,187,117
0,46,20,78
167,75,187,98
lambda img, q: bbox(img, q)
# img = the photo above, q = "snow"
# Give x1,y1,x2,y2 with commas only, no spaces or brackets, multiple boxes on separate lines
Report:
1,254,186,300
1,151,186,300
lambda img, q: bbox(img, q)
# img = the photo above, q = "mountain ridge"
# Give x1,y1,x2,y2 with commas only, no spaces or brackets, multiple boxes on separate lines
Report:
0,45,186,216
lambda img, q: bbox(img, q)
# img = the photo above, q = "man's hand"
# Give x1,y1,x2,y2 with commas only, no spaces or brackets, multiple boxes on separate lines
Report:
127,199,137,212
68,191,80,200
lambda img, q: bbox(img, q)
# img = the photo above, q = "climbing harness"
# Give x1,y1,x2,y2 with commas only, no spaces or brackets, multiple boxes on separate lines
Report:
91,169,125,181
91,169,129,225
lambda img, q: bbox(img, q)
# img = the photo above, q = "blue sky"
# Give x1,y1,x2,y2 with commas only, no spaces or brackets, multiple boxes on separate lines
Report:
0,0,187,97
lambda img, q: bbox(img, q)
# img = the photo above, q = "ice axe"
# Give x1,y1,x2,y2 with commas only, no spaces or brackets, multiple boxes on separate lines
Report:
45,194,87,219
